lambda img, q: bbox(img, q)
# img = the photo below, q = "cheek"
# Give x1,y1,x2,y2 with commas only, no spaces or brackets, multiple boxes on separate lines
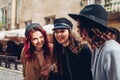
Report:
31,40,37,46
41,38,45,44
54,34,58,40
63,32,69,40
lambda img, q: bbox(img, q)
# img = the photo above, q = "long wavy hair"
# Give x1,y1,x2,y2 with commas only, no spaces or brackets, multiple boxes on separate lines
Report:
52,29,82,75
109,27,120,43
79,21,116,49
24,27,50,61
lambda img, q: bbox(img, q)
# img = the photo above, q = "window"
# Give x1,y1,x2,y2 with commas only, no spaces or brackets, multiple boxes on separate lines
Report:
44,15,55,25
1,7,7,25
15,0,21,29
24,20,32,27
8,0,11,22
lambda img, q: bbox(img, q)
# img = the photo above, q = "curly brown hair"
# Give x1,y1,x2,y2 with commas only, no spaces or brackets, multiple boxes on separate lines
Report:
78,22,115,49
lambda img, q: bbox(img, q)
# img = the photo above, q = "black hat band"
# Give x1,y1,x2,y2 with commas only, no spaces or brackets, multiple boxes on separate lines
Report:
55,23,71,29
81,14,107,26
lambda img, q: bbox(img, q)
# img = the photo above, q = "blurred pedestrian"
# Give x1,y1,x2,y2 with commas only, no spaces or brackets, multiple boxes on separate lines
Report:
51,17,93,80
69,4,120,80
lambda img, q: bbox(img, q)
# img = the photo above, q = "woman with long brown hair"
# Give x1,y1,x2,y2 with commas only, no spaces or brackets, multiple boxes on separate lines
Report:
51,17,93,80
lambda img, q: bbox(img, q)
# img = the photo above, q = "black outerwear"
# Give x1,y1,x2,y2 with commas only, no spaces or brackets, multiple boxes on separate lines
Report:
62,44,93,80
48,44,93,80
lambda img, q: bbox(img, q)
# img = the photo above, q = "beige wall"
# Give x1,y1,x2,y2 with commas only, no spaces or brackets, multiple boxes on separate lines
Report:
108,13,120,31
18,0,120,33
1,0,119,32
0,0,7,8
108,19,120,31
20,0,81,32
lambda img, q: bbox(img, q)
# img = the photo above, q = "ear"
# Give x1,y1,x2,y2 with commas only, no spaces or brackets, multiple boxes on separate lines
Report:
80,28,88,40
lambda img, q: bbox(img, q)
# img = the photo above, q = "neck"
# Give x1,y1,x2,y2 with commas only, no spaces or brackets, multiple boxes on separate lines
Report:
35,48,43,52
62,40,69,47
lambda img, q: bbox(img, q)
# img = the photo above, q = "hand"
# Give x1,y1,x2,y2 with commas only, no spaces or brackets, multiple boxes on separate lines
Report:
41,64,51,77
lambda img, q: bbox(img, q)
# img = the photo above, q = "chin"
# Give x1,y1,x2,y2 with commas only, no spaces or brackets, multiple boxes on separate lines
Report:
36,46,42,49
58,41,64,44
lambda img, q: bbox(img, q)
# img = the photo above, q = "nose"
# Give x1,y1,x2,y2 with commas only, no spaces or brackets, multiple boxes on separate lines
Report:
57,32,62,36
37,38,41,42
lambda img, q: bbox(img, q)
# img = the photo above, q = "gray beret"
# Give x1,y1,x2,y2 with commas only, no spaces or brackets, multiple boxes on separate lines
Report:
25,23,42,37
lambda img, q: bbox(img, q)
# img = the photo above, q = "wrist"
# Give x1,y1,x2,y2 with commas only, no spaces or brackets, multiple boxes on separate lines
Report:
49,64,55,71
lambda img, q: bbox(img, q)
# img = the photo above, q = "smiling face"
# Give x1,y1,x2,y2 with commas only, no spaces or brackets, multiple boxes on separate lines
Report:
31,31,45,51
54,29,69,45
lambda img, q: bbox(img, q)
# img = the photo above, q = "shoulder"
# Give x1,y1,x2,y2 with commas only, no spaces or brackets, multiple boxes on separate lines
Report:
102,40,120,60
79,43,92,55
104,40,120,51
21,47,25,56
81,44,91,51
20,47,26,62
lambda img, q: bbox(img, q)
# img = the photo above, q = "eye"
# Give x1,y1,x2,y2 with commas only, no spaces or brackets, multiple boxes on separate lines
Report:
54,30,58,34
32,38,37,41
39,35,44,39
60,30,65,33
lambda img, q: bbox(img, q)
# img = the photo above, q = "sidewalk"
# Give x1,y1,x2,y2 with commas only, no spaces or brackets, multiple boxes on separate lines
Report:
0,63,23,80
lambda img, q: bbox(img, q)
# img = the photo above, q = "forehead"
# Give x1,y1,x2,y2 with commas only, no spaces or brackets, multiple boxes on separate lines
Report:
31,31,43,37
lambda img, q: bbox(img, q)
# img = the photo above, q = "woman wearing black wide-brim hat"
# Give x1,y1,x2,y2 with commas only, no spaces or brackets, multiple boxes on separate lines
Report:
69,4,120,80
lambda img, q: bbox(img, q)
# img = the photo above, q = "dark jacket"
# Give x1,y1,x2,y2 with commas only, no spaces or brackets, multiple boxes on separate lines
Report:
61,44,93,80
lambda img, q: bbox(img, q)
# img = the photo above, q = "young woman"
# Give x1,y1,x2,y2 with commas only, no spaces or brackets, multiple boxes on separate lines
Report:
51,18,93,80
69,4,120,80
21,23,54,80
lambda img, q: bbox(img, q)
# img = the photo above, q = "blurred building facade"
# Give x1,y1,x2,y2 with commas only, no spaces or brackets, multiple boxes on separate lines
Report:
0,0,120,31
0,0,80,31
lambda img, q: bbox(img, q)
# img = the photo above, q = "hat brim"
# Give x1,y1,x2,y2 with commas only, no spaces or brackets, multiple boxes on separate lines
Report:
52,26,69,30
68,14,115,33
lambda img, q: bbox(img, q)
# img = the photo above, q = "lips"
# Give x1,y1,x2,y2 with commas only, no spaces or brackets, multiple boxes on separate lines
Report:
36,42,44,47
56,36,65,43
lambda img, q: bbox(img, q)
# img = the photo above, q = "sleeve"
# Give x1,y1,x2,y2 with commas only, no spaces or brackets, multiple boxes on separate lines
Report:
20,47,26,79
81,44,93,80
20,47,25,63
48,43,58,72
103,49,120,80
81,44,92,66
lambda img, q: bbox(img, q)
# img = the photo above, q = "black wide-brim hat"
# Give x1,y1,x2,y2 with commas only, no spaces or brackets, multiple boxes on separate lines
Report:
68,4,115,33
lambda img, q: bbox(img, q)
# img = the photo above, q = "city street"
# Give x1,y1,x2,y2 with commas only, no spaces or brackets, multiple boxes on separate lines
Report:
0,63,23,80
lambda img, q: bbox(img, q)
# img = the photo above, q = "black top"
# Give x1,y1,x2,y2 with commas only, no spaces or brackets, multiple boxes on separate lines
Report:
62,44,93,80
48,44,93,80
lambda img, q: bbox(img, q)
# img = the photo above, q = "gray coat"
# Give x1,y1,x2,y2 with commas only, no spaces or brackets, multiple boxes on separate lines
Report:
92,40,120,80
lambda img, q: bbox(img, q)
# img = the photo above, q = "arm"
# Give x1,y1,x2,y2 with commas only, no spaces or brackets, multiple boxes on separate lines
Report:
80,44,93,80
104,49,120,80
49,42,58,72
41,43,58,77
20,47,26,79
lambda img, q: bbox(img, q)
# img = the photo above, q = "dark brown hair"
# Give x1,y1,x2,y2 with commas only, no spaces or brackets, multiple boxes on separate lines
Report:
52,29,82,74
